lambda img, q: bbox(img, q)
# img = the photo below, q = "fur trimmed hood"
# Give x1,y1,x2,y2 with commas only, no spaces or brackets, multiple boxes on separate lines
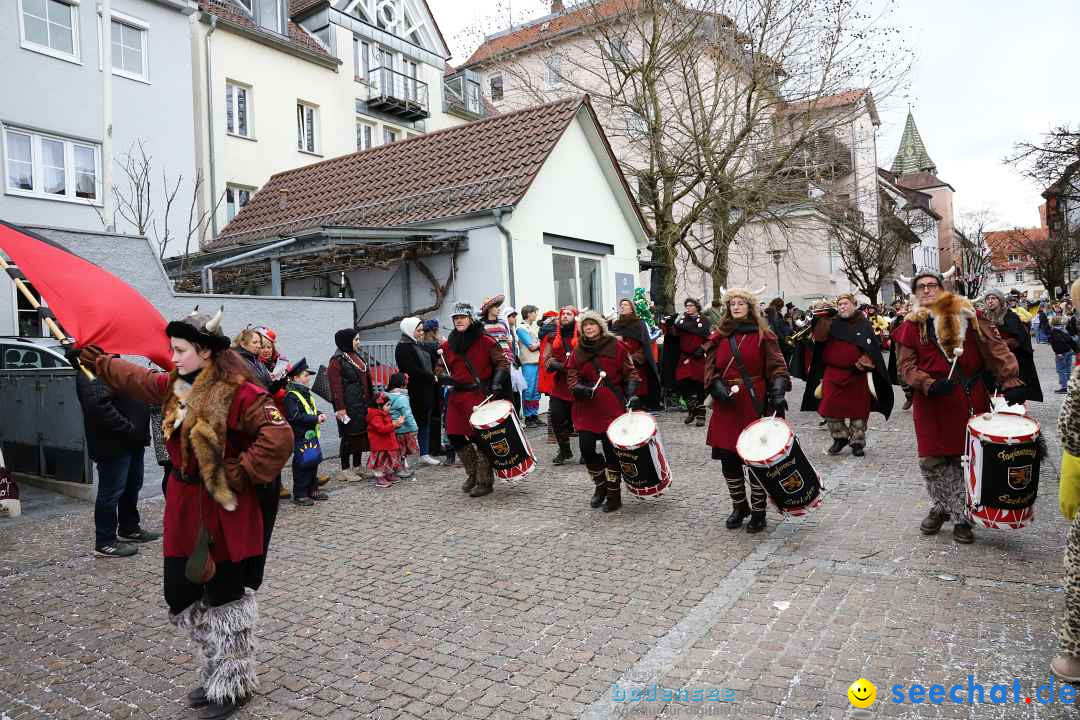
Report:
904,292,980,356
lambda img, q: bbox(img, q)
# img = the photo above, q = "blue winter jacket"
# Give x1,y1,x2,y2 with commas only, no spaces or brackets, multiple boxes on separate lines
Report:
387,390,417,434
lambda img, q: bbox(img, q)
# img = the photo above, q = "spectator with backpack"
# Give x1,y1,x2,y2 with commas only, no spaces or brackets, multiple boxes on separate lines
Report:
283,358,327,506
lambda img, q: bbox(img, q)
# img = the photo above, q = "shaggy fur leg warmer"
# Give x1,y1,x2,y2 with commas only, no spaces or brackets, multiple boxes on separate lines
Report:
199,590,259,705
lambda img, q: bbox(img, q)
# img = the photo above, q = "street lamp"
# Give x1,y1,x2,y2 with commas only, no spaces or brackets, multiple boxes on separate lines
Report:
768,249,786,298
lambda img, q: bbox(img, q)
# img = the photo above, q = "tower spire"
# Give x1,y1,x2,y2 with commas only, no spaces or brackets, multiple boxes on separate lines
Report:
891,110,937,176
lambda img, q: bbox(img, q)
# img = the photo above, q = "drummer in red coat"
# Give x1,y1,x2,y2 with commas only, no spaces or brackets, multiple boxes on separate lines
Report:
566,310,641,512
539,306,579,465
666,298,711,426
438,301,510,498
895,267,1024,544
803,293,893,457
704,288,790,533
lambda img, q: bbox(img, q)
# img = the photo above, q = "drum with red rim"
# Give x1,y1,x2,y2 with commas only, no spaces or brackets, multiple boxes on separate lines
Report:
963,410,1040,529
470,400,536,480
606,412,671,497
736,417,823,516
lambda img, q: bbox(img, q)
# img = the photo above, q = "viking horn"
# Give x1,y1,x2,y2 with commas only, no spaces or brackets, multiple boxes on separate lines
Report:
205,305,224,333
942,266,957,279
717,286,727,297
188,305,200,317
751,285,767,296
898,274,912,283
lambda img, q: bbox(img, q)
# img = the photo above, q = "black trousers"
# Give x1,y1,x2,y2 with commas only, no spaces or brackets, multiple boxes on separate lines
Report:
164,557,247,615
243,476,280,591
447,434,471,450
549,397,573,442
292,462,317,499
677,378,705,406
579,430,618,470
339,435,364,470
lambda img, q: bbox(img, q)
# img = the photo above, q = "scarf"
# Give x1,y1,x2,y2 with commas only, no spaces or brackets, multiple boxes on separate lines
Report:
575,333,617,362
448,321,483,356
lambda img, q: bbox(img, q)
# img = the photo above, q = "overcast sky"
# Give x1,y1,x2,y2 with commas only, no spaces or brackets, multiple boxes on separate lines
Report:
430,0,1079,230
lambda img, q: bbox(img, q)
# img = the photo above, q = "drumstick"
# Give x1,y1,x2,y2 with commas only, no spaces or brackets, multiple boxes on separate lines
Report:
473,394,494,410
946,347,963,381
591,371,607,393
730,385,740,395
437,348,452,377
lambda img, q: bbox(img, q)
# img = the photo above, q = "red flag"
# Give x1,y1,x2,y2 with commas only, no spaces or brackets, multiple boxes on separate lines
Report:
0,222,173,369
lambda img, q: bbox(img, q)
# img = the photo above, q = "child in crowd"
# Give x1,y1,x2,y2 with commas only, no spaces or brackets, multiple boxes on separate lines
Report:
366,392,402,488
283,358,327,506
1050,316,1079,393
386,373,419,479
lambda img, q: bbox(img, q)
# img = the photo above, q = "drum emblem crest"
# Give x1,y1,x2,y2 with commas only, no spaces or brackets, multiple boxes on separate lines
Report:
620,462,639,479
1007,465,1033,491
781,472,804,494
490,439,511,457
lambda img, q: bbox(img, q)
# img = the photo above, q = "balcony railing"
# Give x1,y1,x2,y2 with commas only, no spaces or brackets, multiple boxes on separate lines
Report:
756,131,853,177
367,65,429,121
443,73,484,120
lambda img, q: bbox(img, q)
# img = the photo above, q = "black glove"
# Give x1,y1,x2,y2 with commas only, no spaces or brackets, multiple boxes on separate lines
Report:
547,361,565,373
624,380,640,409
927,378,955,396
770,397,788,418
489,369,509,397
572,383,595,400
692,346,706,358
626,396,642,410
769,377,789,417
438,374,455,386
1003,386,1026,406
709,379,732,401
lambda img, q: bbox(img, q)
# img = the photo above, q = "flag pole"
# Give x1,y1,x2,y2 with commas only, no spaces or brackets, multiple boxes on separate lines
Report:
0,255,94,380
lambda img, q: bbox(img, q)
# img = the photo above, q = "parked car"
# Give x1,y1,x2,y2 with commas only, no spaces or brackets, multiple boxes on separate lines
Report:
0,337,70,370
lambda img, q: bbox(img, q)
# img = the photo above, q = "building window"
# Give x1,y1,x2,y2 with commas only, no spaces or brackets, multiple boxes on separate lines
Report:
111,17,147,81
255,0,284,34
15,282,45,338
19,0,79,62
226,82,252,137
3,127,100,203
356,119,374,150
995,273,1004,283
236,0,253,12
225,185,252,222
353,37,371,80
1007,253,1018,263
552,252,602,311
383,127,399,144
490,73,503,101
1015,270,1024,283
297,102,319,153
544,54,563,87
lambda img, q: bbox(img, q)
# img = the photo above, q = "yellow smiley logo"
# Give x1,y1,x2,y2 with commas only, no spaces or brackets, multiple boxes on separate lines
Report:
848,678,876,708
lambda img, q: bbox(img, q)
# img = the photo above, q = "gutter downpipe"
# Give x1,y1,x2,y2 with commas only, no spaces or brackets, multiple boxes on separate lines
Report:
205,15,219,239
100,0,114,231
493,208,516,306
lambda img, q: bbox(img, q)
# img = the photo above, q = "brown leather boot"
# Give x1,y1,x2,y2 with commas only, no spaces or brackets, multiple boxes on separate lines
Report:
587,464,606,508
458,444,479,494
469,450,494,497
601,469,622,513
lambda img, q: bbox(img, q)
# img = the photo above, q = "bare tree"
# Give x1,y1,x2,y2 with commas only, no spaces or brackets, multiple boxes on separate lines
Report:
1005,124,1080,190
464,0,910,311
997,226,1078,299
105,140,222,263
953,210,995,299
828,190,917,304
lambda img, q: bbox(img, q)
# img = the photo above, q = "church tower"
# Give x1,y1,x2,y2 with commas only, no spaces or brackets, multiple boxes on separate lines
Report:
892,110,937,176
891,110,955,271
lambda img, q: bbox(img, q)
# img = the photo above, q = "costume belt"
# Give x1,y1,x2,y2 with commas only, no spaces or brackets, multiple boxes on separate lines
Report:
453,382,480,392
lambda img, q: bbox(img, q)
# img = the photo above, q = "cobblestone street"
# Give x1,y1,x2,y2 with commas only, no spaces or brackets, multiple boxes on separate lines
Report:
0,349,1074,720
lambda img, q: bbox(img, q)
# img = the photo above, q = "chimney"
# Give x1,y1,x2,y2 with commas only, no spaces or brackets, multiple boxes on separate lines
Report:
551,0,565,13
278,189,289,210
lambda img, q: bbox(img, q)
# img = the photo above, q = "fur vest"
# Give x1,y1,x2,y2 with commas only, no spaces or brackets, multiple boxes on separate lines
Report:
163,366,245,512
904,292,982,357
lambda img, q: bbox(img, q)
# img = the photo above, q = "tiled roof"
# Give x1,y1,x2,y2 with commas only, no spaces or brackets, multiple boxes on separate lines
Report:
200,0,333,60
462,0,640,67
891,110,936,176
289,0,323,17
210,97,588,250
779,89,866,114
985,228,1047,269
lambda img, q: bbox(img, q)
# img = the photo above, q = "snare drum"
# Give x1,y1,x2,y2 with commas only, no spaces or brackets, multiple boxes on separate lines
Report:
736,417,823,516
469,400,536,480
963,411,1040,529
606,412,671,497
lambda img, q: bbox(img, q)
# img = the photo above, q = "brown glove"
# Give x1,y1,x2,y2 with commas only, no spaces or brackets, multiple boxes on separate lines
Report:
223,458,249,493
78,345,107,368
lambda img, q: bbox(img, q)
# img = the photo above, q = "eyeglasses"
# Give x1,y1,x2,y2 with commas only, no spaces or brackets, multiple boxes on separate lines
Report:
915,282,941,292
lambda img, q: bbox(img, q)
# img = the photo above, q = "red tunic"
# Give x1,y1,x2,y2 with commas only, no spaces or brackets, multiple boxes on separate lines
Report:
705,332,769,452
440,334,504,436
540,327,577,401
894,321,990,457
674,331,708,383
817,338,871,420
566,340,639,433
619,336,650,397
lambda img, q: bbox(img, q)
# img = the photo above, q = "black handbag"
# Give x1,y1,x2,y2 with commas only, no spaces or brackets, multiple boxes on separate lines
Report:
311,364,332,403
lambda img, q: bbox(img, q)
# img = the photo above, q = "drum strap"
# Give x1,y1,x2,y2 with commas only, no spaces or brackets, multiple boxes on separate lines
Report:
728,337,764,417
587,356,626,406
925,320,979,416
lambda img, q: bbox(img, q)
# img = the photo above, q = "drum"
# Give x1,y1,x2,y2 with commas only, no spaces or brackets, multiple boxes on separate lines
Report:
607,412,671,497
469,400,536,480
963,411,1040,529
736,417,823,516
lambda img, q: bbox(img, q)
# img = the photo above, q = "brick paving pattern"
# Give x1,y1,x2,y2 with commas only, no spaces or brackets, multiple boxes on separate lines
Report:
0,349,1073,719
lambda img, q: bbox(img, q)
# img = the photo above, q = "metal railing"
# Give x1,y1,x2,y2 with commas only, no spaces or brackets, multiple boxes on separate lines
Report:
444,74,483,119
355,341,398,388
368,65,429,119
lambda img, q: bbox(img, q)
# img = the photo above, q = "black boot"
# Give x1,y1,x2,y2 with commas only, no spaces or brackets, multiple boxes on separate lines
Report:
694,405,707,427
197,699,246,720
552,440,573,465
953,521,974,544
684,398,696,424
826,438,849,455
602,469,622,512
746,511,767,534
725,502,750,529
920,507,948,535
851,444,865,457
588,465,606,508
187,687,209,709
